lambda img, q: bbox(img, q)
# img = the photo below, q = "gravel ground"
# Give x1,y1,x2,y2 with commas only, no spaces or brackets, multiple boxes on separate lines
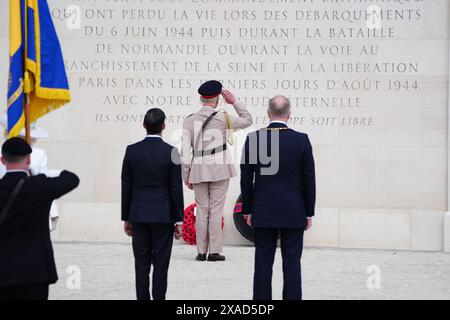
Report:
49,243,450,300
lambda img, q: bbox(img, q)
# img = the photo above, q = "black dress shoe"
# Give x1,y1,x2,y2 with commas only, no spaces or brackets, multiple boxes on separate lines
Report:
196,254,207,261
208,253,226,262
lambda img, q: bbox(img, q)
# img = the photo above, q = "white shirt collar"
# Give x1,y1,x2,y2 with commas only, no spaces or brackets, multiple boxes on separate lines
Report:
146,135,162,139
6,169,30,176
270,120,288,125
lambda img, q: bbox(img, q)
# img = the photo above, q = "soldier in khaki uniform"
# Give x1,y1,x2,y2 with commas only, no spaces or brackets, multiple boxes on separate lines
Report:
182,80,253,262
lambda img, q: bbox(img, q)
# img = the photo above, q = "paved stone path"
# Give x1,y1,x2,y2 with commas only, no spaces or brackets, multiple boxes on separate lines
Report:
49,243,450,300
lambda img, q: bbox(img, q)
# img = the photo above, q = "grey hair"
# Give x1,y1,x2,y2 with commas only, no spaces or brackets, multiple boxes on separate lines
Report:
200,96,219,104
268,95,291,117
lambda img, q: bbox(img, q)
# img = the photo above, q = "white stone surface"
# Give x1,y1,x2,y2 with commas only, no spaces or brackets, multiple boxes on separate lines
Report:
304,208,340,248
55,202,127,243
53,204,448,252
445,212,450,253
0,1,449,250
374,147,447,211
411,211,444,251
340,209,411,250
49,243,450,300
315,147,376,209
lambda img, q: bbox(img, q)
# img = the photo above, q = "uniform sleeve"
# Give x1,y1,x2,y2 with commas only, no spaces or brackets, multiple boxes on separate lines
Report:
121,147,132,221
180,121,193,183
302,135,316,218
170,148,184,223
45,170,80,200
240,135,256,215
228,101,253,130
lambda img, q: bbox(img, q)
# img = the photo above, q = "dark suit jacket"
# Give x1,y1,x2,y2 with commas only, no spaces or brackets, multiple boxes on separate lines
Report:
121,137,184,224
240,122,316,229
0,170,80,288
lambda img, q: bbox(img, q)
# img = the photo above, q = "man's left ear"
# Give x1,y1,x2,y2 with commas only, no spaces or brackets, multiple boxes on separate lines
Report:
26,155,31,165
0,157,6,166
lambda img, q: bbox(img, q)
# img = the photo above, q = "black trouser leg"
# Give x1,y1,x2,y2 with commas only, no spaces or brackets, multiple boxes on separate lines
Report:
253,228,278,300
0,283,49,300
280,228,304,300
132,224,152,301
0,288,9,300
150,224,174,300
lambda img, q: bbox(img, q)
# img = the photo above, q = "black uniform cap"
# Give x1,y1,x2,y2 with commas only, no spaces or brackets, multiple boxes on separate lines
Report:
198,80,223,99
2,137,32,156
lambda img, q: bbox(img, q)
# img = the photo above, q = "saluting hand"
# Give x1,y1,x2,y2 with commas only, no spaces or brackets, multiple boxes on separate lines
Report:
222,90,237,105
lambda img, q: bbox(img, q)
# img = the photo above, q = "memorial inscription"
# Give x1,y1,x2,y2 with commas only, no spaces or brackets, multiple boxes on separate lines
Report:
2,0,446,248
46,0,430,139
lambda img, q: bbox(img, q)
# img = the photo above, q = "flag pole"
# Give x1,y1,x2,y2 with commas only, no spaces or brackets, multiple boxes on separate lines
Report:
24,92,31,144
23,0,31,144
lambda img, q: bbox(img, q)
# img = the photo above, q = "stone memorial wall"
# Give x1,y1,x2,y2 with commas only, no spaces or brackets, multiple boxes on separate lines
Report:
0,0,449,250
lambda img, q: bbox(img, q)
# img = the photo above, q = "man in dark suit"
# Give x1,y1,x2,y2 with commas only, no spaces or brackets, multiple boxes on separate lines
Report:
121,108,184,300
0,138,80,300
240,95,316,300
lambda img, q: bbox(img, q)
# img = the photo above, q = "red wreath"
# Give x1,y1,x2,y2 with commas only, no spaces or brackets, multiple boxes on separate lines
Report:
233,196,255,243
182,203,225,245
233,201,251,226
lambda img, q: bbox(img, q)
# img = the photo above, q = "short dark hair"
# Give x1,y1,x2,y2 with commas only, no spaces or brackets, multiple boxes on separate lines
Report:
144,108,166,134
2,152,27,164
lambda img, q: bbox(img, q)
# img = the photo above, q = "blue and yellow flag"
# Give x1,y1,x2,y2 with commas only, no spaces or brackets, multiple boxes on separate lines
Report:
7,0,70,138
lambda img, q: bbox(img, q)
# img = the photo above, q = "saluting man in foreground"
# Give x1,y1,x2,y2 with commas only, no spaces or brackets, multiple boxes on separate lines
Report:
182,81,253,262
0,118,61,232
0,138,80,300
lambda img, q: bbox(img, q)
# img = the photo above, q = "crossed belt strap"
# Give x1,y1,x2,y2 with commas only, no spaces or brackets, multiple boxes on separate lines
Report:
0,177,26,226
193,111,228,158
193,144,227,158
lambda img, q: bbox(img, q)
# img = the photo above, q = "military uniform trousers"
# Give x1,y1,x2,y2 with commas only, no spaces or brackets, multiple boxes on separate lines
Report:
193,179,229,254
